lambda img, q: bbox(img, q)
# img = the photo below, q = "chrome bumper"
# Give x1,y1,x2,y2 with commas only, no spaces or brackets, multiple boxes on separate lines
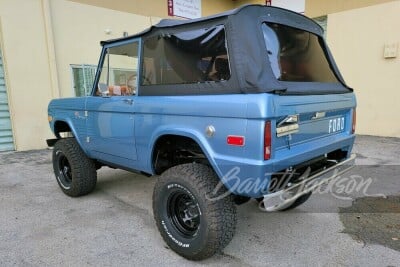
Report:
260,153,356,212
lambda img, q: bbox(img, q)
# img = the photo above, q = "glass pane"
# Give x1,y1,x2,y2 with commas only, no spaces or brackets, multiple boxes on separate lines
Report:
72,65,97,96
262,23,338,83
72,67,85,96
97,42,139,96
142,26,230,85
83,66,96,95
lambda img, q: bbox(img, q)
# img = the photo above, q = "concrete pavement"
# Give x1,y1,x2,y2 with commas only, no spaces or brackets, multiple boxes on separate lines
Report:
1,135,399,266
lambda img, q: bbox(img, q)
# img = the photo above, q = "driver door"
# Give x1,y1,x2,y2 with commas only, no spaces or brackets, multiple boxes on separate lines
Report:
86,40,140,163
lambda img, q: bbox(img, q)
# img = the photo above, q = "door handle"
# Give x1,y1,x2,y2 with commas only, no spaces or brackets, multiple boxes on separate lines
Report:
123,99,134,105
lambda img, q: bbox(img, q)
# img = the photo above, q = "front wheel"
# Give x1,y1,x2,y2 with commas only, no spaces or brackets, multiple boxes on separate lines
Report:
53,138,97,197
153,163,237,260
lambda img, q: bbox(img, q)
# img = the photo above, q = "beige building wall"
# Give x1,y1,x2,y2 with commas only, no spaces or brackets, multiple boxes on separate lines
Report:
0,0,161,150
0,0,54,150
202,0,236,15
70,0,235,17
305,0,397,18
50,0,155,98
233,0,265,8
326,1,400,137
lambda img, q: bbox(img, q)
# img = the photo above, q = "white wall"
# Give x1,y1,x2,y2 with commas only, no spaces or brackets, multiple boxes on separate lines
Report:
271,0,305,13
50,0,156,97
0,0,160,150
0,0,54,150
327,1,400,137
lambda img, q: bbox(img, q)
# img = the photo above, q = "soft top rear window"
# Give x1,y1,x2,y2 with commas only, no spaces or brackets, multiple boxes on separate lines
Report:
262,23,339,83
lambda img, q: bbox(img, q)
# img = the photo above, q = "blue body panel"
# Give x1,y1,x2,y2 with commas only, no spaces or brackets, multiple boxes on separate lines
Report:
48,92,356,197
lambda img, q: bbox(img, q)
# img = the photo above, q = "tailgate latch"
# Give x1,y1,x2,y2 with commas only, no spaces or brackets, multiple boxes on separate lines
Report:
312,111,326,120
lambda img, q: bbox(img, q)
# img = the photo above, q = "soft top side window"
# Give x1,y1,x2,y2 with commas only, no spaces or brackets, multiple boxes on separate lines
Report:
96,41,139,96
262,22,339,83
141,25,230,86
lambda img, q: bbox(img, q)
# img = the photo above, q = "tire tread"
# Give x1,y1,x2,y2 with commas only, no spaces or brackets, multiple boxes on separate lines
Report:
53,138,97,197
153,163,237,260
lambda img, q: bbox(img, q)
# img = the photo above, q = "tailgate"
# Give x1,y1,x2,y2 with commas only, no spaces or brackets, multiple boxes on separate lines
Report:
272,93,356,150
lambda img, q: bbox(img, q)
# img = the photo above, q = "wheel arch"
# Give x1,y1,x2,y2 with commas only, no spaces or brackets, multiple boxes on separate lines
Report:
52,119,87,153
149,129,221,177
53,120,72,138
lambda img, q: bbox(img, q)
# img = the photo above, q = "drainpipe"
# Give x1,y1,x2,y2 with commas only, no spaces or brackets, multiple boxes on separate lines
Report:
41,0,60,98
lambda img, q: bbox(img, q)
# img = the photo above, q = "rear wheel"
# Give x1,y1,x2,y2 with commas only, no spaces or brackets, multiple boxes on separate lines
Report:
53,138,97,197
153,163,237,260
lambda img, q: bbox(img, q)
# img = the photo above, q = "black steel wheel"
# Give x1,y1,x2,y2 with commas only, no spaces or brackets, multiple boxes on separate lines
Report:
55,151,73,189
167,189,201,238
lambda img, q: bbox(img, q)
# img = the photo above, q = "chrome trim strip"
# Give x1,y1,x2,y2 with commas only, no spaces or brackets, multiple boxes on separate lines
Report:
276,123,299,137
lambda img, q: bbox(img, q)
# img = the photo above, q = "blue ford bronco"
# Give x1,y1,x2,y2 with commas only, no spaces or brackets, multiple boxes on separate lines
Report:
47,5,356,260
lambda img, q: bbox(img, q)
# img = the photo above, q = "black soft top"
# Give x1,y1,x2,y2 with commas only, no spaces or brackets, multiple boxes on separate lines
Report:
101,5,324,45
101,5,351,96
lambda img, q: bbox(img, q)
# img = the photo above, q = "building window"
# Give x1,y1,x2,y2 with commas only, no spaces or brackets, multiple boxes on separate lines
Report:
71,64,97,96
141,25,230,85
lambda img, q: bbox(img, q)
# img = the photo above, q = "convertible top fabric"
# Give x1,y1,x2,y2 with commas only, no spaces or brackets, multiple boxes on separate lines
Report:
101,5,351,96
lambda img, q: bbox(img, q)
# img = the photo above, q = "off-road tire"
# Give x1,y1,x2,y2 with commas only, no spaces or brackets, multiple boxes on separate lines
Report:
52,138,97,197
153,163,237,261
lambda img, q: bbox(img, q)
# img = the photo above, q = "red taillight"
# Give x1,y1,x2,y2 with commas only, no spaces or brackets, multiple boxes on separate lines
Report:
264,121,271,160
352,109,356,134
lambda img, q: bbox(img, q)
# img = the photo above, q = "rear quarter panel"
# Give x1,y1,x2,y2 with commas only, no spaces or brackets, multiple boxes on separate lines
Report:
135,92,356,197
133,95,252,174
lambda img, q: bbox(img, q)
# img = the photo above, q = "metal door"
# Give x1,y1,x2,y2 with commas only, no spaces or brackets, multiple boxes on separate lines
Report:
0,48,14,151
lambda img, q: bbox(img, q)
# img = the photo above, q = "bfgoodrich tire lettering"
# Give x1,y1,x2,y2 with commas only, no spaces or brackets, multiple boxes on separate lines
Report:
153,163,237,260
53,138,97,197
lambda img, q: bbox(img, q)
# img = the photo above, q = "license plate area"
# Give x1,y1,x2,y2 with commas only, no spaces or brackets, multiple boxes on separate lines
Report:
275,113,348,150
328,116,345,134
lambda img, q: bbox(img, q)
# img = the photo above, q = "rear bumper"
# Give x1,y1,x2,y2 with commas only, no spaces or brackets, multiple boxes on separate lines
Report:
260,153,356,211
213,134,355,197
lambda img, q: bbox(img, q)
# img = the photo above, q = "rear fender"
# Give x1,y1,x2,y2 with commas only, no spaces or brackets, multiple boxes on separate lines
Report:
149,127,222,178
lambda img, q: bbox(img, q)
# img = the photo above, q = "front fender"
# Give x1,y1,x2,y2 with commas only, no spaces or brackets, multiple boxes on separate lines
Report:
51,117,88,154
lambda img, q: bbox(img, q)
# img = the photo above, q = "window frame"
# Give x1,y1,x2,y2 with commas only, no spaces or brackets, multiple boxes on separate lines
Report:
91,38,142,97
